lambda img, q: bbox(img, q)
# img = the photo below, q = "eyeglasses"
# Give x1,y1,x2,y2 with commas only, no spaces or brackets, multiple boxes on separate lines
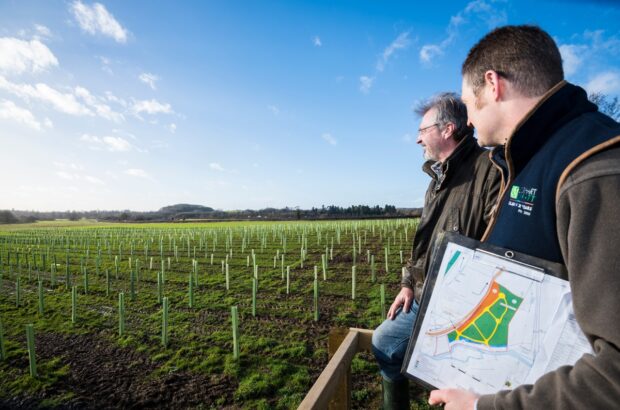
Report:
418,123,439,135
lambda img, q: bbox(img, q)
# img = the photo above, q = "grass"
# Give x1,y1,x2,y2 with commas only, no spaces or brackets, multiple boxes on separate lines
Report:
0,218,426,408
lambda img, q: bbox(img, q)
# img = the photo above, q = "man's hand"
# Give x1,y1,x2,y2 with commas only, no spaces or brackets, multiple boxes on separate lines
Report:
428,388,479,410
387,287,414,320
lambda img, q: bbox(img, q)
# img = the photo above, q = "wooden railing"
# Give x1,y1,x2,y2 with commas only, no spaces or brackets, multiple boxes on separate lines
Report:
298,328,374,410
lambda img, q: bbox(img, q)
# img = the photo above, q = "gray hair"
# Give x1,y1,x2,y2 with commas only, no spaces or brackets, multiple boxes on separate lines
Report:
414,92,469,142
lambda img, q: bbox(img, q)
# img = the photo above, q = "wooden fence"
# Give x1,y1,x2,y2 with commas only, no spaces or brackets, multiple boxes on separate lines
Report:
298,328,374,410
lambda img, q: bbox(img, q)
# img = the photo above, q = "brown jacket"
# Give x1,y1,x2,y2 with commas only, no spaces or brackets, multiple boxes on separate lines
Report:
478,147,620,410
401,133,501,302
476,81,620,409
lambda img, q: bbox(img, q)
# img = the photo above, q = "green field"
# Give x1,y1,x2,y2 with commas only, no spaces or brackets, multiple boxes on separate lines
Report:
0,219,432,409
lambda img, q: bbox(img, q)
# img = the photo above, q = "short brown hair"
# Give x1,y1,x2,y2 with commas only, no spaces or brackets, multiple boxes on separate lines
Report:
462,25,563,97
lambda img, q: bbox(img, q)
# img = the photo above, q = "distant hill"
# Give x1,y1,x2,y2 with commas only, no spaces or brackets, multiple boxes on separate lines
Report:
159,204,214,213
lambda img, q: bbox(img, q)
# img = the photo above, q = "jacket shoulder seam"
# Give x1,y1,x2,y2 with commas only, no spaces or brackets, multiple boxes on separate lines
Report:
555,135,620,203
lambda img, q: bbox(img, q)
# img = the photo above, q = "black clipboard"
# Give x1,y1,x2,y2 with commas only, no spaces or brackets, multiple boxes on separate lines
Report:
400,231,567,391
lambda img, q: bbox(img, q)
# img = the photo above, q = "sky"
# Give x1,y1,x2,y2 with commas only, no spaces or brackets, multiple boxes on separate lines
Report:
0,0,619,212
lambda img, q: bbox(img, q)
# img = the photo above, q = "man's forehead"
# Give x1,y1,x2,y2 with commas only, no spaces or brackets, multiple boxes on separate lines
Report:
421,107,437,122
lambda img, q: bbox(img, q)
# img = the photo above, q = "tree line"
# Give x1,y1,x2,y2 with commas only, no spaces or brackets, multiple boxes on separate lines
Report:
0,204,422,224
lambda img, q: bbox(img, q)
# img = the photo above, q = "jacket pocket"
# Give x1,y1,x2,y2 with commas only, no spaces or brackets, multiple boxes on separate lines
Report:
448,207,460,233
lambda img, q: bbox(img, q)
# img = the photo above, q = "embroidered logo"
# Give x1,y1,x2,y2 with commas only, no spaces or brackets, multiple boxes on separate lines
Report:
507,185,537,216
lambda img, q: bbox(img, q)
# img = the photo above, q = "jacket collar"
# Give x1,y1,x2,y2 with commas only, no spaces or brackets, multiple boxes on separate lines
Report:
423,130,477,184
490,81,597,180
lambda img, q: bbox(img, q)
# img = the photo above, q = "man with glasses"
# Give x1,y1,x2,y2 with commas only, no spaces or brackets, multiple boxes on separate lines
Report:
428,25,620,410
372,92,500,409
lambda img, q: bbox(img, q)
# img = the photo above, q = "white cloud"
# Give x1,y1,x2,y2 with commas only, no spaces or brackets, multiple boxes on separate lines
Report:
80,134,100,145
463,0,507,28
151,140,169,149
53,162,83,171
55,166,104,185
74,86,124,122
124,168,149,178
267,105,279,115
105,91,127,107
586,71,620,95
313,36,322,47
0,37,58,75
557,31,620,78
34,24,52,39
419,45,443,64
376,31,411,72
97,55,113,74
70,1,128,43
103,136,131,151
80,134,132,151
559,44,586,77
168,123,176,133
0,99,42,130
139,72,159,90
419,0,507,64
360,32,412,93
209,162,225,172
584,29,620,55
0,77,124,122
321,133,337,146
83,175,104,185
0,75,92,116
131,99,173,115
359,76,374,93
56,171,75,180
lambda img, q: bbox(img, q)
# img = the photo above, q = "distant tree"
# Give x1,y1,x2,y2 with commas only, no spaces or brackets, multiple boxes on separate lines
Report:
0,210,19,224
589,93,620,121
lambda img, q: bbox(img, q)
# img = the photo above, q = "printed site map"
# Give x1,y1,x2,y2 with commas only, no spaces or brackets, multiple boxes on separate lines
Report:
404,242,594,395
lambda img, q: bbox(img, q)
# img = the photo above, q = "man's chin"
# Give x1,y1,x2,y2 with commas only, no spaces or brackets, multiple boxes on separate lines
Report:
474,135,489,148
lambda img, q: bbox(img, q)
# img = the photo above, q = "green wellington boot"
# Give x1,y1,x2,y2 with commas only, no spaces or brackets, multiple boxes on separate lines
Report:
382,377,410,410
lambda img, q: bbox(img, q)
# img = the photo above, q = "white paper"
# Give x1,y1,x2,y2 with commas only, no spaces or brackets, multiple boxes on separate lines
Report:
405,242,594,395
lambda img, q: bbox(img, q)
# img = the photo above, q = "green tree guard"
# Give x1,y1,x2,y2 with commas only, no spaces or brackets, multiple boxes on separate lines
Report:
38,280,44,315
71,286,77,324
252,277,257,317
26,324,37,377
380,284,386,320
118,292,125,337
314,277,319,322
231,305,240,359
161,297,169,347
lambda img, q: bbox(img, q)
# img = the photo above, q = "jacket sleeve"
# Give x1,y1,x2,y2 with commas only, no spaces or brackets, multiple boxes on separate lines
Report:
400,258,414,289
483,161,501,227
477,147,620,409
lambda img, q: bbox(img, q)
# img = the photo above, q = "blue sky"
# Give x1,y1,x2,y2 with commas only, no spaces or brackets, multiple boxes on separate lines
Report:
1,0,619,212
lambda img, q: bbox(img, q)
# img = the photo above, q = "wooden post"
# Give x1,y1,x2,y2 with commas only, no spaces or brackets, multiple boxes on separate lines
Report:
328,328,352,410
298,328,375,410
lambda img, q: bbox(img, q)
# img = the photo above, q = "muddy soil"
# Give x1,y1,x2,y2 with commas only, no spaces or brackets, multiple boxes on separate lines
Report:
1,331,236,409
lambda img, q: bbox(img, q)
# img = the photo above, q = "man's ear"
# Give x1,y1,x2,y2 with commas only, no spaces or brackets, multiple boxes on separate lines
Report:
442,122,456,140
484,70,502,101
